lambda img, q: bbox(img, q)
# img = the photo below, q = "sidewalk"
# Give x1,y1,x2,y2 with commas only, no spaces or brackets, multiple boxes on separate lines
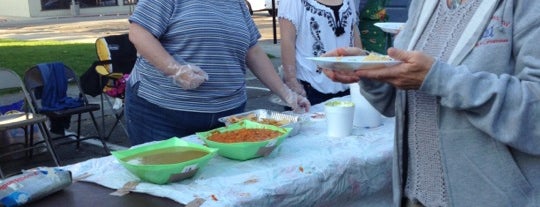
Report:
0,12,282,83
0,12,285,176
0,13,282,57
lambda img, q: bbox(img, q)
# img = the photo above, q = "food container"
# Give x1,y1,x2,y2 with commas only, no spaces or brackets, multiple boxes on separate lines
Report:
111,137,217,185
325,100,355,137
218,109,304,137
196,120,291,161
0,167,72,207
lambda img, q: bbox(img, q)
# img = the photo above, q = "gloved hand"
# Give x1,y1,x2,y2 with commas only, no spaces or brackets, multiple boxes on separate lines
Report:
167,62,209,90
282,65,306,97
279,84,310,113
284,79,306,97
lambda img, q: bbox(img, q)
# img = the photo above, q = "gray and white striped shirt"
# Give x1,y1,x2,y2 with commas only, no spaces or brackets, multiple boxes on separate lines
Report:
129,0,260,113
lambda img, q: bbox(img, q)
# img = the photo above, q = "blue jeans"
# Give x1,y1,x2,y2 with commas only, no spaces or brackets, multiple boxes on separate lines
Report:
124,82,245,146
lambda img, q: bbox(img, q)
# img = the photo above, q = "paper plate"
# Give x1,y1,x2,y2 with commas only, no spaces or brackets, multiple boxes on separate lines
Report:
374,22,405,34
307,56,401,71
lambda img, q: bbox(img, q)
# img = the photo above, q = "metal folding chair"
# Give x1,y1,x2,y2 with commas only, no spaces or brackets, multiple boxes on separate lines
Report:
0,68,60,178
23,62,110,156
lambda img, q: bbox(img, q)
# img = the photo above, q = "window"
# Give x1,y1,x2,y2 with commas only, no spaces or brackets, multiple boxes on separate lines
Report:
123,0,137,5
41,0,70,10
79,0,118,7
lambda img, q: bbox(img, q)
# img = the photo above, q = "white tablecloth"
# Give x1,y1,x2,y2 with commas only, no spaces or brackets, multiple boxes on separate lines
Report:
64,96,395,207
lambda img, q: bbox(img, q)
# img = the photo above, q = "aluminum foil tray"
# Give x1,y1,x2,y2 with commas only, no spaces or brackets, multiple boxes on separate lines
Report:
218,109,304,137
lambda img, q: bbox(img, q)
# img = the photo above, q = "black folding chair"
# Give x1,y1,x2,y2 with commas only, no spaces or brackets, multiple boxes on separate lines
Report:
81,33,136,140
23,62,110,156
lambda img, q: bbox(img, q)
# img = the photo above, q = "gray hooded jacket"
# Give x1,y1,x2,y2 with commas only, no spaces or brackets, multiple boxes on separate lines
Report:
359,0,540,206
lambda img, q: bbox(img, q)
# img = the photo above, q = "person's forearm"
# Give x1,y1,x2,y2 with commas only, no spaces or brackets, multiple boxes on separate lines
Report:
247,44,310,112
281,41,297,81
279,18,298,81
246,44,286,94
128,23,176,76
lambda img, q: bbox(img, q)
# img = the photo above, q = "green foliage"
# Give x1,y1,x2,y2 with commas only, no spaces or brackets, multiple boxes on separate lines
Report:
0,39,96,77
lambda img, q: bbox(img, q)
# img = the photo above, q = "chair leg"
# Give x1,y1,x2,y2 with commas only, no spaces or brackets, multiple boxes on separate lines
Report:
28,125,36,158
100,88,107,140
88,111,111,155
76,114,82,149
119,119,128,140
23,124,38,158
105,110,126,140
38,122,61,166
101,95,128,141
24,125,32,157
105,116,120,140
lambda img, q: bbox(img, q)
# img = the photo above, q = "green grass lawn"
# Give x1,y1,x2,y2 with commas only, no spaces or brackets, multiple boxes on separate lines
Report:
0,39,96,77
0,38,277,78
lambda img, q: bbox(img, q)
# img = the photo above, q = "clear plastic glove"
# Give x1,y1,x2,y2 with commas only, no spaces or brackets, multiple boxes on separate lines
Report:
279,84,310,113
284,79,306,97
282,65,306,97
167,63,209,90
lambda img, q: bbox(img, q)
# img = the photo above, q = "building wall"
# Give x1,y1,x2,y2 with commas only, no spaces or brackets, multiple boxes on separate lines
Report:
2,0,407,19
0,0,136,17
0,0,32,17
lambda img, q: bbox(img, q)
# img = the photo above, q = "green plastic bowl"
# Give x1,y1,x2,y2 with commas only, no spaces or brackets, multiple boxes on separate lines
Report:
111,137,218,185
196,120,291,161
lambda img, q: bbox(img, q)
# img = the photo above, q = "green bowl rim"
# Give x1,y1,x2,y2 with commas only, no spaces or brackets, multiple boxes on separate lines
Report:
111,137,218,167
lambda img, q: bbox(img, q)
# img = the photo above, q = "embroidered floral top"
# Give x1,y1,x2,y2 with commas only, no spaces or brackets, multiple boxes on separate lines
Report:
278,0,358,94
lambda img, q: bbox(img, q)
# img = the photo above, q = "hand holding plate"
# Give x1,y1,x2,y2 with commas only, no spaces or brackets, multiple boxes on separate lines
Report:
352,48,435,90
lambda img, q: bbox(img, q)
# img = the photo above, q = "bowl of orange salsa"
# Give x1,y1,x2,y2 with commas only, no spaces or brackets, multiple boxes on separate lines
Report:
196,120,291,161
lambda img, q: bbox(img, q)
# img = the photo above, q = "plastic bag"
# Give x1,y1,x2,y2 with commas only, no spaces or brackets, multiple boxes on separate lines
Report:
0,167,72,207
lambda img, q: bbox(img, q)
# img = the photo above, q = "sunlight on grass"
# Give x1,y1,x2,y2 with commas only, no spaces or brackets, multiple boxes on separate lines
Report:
0,39,96,77
0,38,277,78
0,39,77,46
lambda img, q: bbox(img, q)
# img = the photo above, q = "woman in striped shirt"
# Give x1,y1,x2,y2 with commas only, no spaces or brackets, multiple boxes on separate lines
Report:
125,0,310,146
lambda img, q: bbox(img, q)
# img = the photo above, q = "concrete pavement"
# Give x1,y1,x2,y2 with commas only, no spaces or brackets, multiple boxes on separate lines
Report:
0,13,282,57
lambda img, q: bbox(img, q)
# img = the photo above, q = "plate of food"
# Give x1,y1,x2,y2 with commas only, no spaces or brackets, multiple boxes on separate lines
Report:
307,54,401,71
374,22,405,34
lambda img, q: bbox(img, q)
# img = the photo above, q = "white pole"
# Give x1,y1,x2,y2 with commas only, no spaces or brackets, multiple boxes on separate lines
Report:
70,0,80,16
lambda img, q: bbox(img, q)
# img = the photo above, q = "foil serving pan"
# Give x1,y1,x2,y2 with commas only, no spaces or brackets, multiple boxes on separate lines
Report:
218,109,305,137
